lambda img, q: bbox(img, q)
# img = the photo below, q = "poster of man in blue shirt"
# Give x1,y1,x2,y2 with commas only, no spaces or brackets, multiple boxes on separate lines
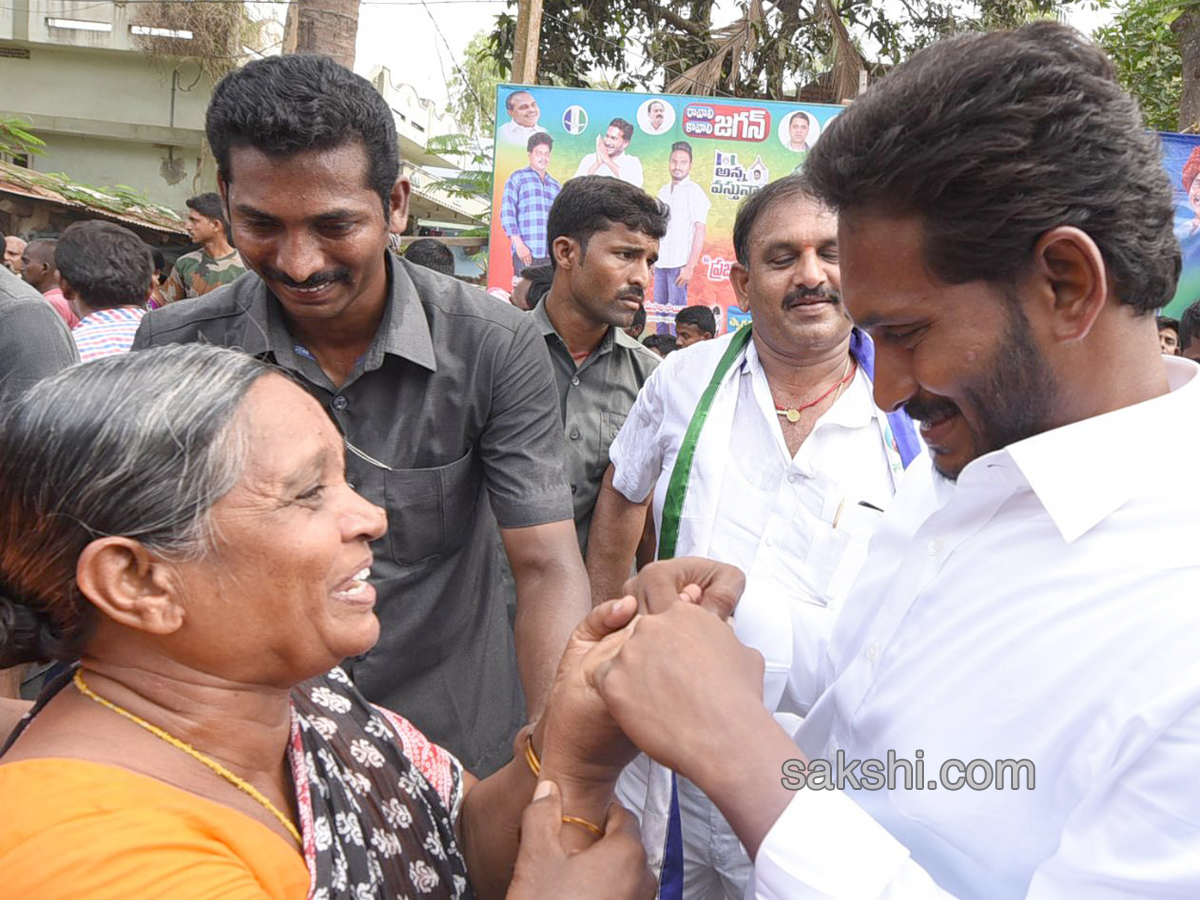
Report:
500,132,561,279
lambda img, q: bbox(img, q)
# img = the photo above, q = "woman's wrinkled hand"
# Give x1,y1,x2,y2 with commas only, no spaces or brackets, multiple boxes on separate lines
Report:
505,781,656,900
592,600,765,779
537,597,641,787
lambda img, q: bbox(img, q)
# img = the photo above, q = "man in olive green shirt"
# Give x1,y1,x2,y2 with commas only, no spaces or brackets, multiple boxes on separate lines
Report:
535,176,665,552
161,192,246,303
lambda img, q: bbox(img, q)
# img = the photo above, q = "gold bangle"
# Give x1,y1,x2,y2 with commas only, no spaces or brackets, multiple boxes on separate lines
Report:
524,730,541,777
561,814,604,838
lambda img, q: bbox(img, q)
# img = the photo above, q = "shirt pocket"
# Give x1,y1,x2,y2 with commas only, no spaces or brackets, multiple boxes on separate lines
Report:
383,447,481,564
596,411,628,478
822,502,884,604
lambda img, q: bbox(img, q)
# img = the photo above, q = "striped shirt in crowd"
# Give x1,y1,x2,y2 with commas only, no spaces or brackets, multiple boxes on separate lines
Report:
73,307,147,362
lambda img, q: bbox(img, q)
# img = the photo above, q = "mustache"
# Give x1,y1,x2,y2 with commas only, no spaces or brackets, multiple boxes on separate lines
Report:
904,394,959,425
262,266,351,290
782,284,839,310
617,285,645,302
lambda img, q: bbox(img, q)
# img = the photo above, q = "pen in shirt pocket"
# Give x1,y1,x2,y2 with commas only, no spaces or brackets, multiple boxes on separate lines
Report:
833,498,884,530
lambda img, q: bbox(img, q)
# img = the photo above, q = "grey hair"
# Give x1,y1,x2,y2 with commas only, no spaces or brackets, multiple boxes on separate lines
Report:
0,344,276,666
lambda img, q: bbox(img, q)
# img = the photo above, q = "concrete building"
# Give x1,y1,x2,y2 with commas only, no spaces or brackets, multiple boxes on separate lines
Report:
0,9,485,248
0,0,218,210
368,65,489,230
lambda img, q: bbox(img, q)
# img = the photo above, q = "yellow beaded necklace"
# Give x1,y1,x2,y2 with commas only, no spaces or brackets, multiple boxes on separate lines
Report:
72,669,302,845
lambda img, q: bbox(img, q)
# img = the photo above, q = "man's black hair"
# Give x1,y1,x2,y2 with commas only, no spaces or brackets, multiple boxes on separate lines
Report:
404,238,455,277
643,334,677,355
670,141,692,161
546,176,668,268
609,118,634,143
206,55,400,214
522,264,554,306
528,132,554,153
803,22,1178,314
185,192,231,239
676,304,716,336
1157,315,1180,334
732,174,820,266
149,246,166,277
24,238,55,267
1180,300,1200,351
55,220,152,310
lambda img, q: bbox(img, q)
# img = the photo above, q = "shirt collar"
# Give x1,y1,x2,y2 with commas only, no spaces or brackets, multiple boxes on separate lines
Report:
232,252,437,372
532,298,620,358
741,339,877,429
78,307,143,325
968,356,1200,543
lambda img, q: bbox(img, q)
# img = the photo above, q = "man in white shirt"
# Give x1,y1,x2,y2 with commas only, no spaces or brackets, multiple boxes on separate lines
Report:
654,141,712,308
498,90,548,146
586,174,921,900
645,100,670,135
575,118,644,187
590,22,1200,900
787,111,812,153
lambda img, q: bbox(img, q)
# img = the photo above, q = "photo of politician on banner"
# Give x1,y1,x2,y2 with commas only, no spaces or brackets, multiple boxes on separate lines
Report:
489,84,844,337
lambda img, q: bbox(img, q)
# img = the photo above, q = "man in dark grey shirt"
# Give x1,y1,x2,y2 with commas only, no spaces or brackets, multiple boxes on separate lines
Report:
132,55,589,775
0,258,79,700
533,177,664,553
0,263,78,400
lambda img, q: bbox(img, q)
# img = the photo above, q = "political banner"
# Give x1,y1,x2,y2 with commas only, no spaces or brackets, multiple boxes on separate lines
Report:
489,84,843,335
1161,132,1200,317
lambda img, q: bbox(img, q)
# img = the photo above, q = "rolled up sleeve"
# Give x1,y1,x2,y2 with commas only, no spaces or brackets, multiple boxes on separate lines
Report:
608,364,667,504
478,314,574,528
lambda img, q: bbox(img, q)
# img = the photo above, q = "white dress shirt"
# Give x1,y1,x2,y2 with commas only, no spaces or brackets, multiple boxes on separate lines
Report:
656,178,712,268
753,355,1200,900
610,331,909,879
497,120,547,146
574,152,644,187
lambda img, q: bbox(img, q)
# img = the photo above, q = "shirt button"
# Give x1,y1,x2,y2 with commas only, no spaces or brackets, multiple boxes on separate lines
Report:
866,643,879,661
571,484,578,495
569,428,581,441
926,538,942,556
332,395,348,411
764,537,774,548
787,474,799,484
571,376,581,386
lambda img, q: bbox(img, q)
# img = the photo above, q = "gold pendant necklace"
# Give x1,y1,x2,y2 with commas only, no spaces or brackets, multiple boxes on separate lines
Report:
73,669,302,845
774,356,855,423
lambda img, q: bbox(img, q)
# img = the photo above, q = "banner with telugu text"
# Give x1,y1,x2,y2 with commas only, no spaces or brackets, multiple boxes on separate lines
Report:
488,83,843,336
489,87,1200,327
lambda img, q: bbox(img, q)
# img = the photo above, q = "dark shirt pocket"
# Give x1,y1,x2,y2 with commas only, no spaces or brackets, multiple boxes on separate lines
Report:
384,447,481,564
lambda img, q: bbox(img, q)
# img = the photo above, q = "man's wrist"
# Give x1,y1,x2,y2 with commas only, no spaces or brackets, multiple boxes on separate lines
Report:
676,703,778,789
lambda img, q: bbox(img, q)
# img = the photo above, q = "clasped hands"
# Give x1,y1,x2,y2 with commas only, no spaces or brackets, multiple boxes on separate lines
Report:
511,557,762,900
542,557,763,808
540,556,760,781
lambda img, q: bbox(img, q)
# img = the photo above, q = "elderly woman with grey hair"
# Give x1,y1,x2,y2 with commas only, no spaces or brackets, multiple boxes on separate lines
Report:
0,344,655,900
